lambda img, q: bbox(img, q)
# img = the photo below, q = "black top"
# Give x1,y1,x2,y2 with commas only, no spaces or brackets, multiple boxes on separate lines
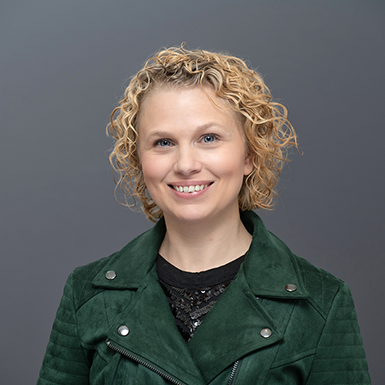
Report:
156,254,246,342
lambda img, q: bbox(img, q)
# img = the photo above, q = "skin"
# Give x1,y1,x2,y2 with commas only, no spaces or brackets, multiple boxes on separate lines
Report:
138,86,253,272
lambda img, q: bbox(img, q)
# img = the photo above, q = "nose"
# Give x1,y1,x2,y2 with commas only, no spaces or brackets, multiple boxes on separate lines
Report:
173,146,202,176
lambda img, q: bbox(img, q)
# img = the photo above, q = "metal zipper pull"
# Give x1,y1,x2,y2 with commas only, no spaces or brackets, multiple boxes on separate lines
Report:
227,360,240,385
106,339,186,385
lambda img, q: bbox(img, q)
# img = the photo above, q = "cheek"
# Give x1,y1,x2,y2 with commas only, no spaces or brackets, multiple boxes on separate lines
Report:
141,156,168,186
141,162,156,186
213,146,249,175
208,153,247,188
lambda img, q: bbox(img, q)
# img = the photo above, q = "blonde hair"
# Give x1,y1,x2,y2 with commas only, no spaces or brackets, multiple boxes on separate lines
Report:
107,45,297,221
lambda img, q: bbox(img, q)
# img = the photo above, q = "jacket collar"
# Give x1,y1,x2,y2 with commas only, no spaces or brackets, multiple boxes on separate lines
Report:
92,217,166,289
241,211,308,299
92,210,309,300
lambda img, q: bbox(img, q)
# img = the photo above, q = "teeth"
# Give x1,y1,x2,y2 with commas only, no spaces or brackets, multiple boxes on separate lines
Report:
174,184,208,193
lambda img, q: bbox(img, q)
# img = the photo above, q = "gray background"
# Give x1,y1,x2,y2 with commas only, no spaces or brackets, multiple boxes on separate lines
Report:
1,0,384,383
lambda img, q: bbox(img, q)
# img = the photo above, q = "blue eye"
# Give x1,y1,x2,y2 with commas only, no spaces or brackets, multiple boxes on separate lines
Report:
156,139,172,147
203,134,216,143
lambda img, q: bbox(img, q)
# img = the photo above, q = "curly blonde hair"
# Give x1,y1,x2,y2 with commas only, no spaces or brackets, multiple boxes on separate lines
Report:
107,45,297,222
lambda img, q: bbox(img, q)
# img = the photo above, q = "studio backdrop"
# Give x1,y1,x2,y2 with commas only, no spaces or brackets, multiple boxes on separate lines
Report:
1,1,384,384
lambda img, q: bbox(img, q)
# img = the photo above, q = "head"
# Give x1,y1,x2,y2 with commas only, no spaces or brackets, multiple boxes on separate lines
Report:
107,45,297,222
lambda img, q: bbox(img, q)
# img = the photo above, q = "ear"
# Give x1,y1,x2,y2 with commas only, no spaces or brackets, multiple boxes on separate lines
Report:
243,153,254,176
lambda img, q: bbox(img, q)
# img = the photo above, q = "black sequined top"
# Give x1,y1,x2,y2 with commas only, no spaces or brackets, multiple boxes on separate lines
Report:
156,254,245,342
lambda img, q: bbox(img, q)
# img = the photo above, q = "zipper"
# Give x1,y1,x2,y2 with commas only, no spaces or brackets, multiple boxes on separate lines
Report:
227,360,239,385
106,339,186,385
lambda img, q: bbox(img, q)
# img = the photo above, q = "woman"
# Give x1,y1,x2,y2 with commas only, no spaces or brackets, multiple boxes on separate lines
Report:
37,46,370,384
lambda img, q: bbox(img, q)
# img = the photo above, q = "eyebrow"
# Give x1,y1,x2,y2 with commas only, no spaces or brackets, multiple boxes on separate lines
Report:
144,122,222,139
195,122,221,132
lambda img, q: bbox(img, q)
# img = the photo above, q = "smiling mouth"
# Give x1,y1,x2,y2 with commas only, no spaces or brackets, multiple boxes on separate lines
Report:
170,183,212,193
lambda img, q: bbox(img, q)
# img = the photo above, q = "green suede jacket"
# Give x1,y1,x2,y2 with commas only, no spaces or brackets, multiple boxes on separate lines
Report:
37,211,370,384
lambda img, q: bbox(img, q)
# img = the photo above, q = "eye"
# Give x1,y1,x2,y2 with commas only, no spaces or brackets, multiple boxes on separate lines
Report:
155,139,172,147
202,134,217,143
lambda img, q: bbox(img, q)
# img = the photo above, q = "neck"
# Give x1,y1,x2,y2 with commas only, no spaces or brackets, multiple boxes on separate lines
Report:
159,209,252,272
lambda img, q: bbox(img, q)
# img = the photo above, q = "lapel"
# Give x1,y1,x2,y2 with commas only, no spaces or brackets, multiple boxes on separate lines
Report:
240,210,308,300
92,219,166,290
91,211,309,384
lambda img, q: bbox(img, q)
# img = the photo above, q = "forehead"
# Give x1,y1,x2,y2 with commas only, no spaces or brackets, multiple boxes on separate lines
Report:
138,85,244,130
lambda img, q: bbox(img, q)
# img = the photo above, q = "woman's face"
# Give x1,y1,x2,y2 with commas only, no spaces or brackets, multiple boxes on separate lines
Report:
138,86,253,226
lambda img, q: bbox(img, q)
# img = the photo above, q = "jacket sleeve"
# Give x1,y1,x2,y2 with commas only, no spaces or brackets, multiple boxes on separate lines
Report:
37,272,90,385
306,282,371,384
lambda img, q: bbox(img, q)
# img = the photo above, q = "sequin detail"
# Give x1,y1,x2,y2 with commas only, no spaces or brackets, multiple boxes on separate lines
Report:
160,281,232,342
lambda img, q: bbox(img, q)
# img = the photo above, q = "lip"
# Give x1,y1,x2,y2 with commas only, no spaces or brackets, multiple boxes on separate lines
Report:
168,181,213,187
168,181,214,198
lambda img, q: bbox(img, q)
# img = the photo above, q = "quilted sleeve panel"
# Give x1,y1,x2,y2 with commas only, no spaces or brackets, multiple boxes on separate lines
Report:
37,273,89,385
306,282,371,384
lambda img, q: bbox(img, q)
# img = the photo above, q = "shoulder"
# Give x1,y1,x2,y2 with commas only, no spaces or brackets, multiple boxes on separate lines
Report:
63,220,166,310
264,225,350,318
241,210,352,317
293,253,353,319
65,252,118,309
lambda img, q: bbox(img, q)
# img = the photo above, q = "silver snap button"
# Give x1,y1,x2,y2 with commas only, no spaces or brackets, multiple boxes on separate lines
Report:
285,284,297,292
118,325,129,336
260,328,272,338
105,270,117,280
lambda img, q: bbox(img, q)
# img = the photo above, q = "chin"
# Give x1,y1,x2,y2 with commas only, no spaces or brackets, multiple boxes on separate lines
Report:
164,208,214,226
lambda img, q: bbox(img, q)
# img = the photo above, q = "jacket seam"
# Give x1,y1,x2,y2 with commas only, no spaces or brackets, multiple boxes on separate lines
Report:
304,280,344,385
44,352,89,367
259,296,298,369
70,273,91,370
39,375,86,385
320,266,324,312
47,339,85,351
270,348,316,368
